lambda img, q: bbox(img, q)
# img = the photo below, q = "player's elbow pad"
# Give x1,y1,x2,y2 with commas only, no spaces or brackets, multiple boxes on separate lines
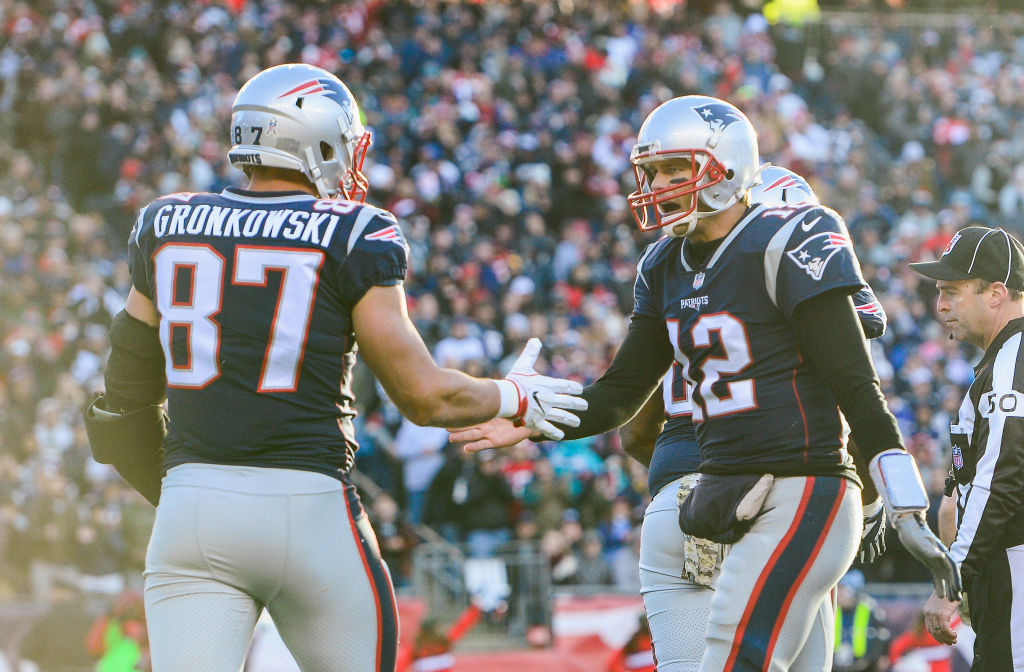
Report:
105,310,166,413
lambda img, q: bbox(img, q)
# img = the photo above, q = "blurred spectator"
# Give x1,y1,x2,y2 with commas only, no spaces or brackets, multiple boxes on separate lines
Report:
889,612,952,672
85,590,149,672
998,162,1024,221
432,317,486,369
549,437,605,498
833,569,890,672
17,586,97,671
391,418,449,525
74,517,127,596
369,493,418,589
521,457,573,534
460,453,515,558
599,499,636,562
572,531,614,587
422,447,472,544
540,528,578,585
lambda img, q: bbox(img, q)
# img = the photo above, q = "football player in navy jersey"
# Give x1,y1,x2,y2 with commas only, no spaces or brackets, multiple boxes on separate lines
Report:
451,97,959,671
616,166,889,671
82,64,586,672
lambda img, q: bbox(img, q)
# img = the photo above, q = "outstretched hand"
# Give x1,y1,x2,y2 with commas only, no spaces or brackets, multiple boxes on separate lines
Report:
501,338,587,440
449,418,535,452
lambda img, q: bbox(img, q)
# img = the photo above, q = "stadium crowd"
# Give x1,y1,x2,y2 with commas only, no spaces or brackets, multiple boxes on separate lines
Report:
2,0,1024,614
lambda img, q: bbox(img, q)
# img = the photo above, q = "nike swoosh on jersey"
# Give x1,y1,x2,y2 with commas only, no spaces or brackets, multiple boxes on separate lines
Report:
801,216,822,232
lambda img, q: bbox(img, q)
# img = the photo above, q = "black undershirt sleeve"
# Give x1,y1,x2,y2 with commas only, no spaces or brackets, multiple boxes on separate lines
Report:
790,289,905,461
558,312,675,440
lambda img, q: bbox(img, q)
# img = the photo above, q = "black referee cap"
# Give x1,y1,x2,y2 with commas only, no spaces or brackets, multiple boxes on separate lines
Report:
910,226,1024,291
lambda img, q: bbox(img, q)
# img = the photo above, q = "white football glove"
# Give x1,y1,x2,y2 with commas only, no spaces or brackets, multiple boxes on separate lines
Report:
494,338,588,441
869,449,962,600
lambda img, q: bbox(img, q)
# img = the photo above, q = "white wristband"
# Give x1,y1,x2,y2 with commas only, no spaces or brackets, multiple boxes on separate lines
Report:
494,379,522,418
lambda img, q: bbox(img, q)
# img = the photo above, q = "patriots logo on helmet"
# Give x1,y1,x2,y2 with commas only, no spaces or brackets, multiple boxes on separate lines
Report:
763,173,813,201
952,445,963,469
693,103,744,132
764,174,801,191
786,231,851,281
277,78,348,101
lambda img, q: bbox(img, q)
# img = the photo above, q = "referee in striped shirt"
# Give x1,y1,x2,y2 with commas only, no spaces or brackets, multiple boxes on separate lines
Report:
912,225,1024,671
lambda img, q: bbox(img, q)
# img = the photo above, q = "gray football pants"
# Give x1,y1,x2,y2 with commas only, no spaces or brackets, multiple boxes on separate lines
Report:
144,464,398,672
640,476,716,672
640,475,855,672
700,476,859,672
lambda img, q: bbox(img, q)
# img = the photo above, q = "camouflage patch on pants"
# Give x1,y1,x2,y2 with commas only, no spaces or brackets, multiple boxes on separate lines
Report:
676,473,724,587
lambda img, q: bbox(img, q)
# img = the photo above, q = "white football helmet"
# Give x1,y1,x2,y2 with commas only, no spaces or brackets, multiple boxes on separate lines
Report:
628,95,762,236
749,165,819,206
228,64,372,201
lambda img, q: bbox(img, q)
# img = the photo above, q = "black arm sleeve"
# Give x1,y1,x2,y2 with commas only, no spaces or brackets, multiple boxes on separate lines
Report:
559,312,675,440
104,310,166,413
790,289,905,461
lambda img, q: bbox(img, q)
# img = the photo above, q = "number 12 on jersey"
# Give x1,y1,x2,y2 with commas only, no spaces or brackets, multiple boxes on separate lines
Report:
153,243,324,392
666,314,755,422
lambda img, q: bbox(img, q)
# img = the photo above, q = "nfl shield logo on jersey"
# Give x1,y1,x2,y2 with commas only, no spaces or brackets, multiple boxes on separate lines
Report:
952,445,963,469
693,272,705,289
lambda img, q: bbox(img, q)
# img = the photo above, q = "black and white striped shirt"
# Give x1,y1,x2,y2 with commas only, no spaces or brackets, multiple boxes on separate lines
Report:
949,316,1024,580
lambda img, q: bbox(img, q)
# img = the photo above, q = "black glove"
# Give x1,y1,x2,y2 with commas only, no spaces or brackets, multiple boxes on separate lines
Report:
858,500,886,565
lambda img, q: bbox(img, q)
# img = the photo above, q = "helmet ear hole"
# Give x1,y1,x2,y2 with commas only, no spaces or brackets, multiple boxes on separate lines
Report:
725,169,735,180
295,97,305,109
320,142,334,161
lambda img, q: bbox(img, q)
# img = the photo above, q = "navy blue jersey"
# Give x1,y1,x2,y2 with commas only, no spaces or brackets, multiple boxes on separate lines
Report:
128,188,408,478
648,361,700,496
634,204,863,478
